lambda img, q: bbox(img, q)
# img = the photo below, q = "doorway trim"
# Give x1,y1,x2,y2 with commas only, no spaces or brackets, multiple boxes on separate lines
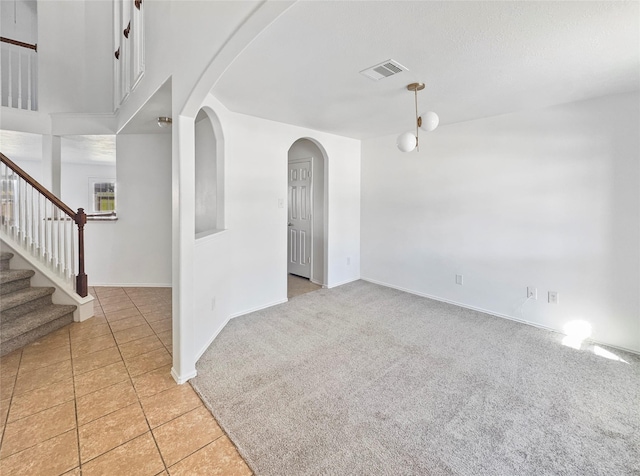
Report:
287,137,328,287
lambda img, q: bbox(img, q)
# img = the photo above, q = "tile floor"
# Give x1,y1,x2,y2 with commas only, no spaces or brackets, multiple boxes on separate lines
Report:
287,274,321,299
0,286,252,476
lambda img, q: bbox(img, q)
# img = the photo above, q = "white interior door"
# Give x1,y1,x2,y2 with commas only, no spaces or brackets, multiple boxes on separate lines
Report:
288,158,312,278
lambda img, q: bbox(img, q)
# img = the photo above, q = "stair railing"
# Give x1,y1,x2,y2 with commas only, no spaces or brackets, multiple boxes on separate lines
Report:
1,37,38,111
0,153,88,297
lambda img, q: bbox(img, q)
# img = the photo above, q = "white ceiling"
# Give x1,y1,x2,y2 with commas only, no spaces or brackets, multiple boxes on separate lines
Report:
119,80,172,135
0,130,42,162
1,130,115,164
213,1,640,139
61,135,116,164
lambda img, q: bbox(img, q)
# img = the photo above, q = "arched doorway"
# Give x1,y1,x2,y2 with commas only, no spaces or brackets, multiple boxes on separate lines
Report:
287,138,327,297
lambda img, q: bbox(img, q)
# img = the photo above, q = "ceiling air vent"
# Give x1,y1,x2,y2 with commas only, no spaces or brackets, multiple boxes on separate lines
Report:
360,59,408,81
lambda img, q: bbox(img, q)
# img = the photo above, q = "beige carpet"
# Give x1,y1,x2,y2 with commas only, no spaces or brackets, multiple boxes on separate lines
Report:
192,280,640,475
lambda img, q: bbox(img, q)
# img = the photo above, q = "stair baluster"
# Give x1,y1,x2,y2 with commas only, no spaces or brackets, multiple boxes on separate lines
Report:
0,153,88,297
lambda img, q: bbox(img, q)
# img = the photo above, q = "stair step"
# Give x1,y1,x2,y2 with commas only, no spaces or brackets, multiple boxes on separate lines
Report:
0,304,75,356
0,269,35,284
0,269,36,295
0,287,55,321
0,252,13,271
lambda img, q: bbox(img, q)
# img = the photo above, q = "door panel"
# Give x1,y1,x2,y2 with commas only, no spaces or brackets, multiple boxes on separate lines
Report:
288,159,312,278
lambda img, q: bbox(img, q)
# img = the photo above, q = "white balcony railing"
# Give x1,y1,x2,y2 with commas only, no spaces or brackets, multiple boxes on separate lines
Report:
1,38,38,111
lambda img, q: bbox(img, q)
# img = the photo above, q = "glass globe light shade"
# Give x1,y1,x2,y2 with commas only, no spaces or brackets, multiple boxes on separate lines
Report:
419,111,439,132
397,132,417,152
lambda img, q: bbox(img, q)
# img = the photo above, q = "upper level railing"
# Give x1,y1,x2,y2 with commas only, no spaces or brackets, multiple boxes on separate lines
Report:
0,153,88,297
1,37,38,111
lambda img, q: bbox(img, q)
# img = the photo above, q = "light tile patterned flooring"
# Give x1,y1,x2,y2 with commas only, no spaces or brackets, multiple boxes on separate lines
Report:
287,274,321,299
0,286,252,476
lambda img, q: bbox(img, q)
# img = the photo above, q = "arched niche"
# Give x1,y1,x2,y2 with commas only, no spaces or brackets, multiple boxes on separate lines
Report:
194,107,225,237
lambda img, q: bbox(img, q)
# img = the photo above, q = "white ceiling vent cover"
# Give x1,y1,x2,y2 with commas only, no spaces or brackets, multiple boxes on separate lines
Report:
360,59,408,81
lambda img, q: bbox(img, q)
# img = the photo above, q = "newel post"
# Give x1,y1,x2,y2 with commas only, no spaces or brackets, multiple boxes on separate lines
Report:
75,208,88,297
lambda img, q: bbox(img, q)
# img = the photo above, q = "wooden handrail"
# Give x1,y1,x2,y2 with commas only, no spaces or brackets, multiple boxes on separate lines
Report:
1,152,88,297
0,37,37,52
1,153,75,218
86,211,117,218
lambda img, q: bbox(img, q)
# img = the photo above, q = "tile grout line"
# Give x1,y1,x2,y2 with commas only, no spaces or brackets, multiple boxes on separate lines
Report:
2,299,111,467
79,291,138,471
4,397,73,427
0,287,177,474
122,286,172,474
0,331,78,464
11,351,73,379
67,337,171,426
68,324,83,474
75,401,145,466
73,290,143,472
88,287,170,473
120,287,251,473
154,415,227,471
123,287,249,473
0,347,24,453
76,294,115,472
123,287,172,357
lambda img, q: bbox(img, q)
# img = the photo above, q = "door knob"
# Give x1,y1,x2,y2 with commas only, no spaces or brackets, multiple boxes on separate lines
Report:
288,223,293,226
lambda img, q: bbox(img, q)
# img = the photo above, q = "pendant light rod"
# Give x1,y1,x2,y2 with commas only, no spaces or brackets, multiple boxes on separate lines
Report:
414,87,419,151
396,82,438,153
407,82,425,152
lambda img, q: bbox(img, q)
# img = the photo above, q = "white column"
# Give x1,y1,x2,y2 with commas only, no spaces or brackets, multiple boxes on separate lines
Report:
41,135,62,197
172,114,197,384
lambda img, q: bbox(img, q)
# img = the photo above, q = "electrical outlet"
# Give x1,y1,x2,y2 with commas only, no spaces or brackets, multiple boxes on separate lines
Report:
211,297,216,311
548,291,559,304
278,198,284,209
456,274,463,285
527,287,537,299
347,257,351,265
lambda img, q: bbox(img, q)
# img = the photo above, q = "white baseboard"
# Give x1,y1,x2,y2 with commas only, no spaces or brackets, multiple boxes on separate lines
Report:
171,367,197,384
192,297,289,365
194,297,291,362
361,277,640,356
195,315,232,362
326,277,360,289
90,283,172,288
310,279,327,288
229,298,288,319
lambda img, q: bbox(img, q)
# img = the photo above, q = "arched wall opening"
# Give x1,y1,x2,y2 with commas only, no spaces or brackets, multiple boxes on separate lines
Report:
288,137,328,286
194,107,225,238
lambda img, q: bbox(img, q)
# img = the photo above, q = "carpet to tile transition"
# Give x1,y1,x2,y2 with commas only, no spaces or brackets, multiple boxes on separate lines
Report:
192,281,640,476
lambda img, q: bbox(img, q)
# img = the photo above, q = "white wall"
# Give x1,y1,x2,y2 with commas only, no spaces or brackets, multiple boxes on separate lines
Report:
0,0,37,43
361,92,640,353
186,95,361,374
85,134,171,286
9,157,41,183
60,163,116,212
5,0,258,119
38,1,112,114
116,1,263,130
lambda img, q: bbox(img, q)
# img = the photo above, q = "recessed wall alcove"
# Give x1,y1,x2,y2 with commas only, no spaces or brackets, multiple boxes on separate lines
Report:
194,107,225,238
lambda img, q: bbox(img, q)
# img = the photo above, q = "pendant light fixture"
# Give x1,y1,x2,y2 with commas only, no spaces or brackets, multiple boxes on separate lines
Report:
397,83,439,153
